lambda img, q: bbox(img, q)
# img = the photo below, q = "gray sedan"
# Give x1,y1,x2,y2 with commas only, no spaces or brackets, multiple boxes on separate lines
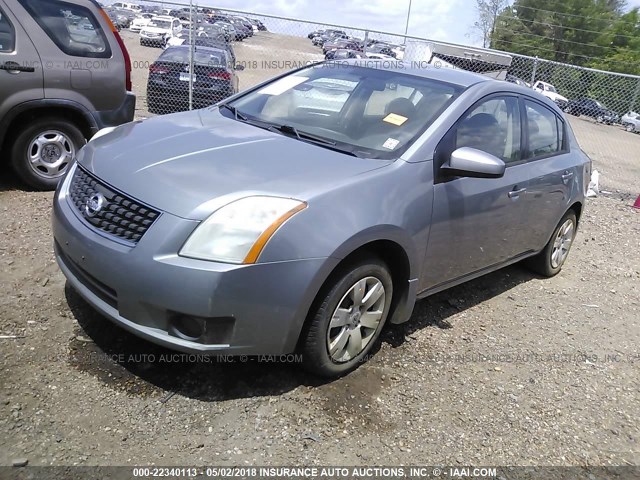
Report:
52,61,590,377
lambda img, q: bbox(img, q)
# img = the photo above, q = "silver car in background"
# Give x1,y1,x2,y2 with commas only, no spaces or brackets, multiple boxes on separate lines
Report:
621,111,640,133
53,61,590,377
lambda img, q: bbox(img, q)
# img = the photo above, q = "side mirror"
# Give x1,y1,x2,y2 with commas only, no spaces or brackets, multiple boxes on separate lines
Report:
235,64,245,71
441,147,506,179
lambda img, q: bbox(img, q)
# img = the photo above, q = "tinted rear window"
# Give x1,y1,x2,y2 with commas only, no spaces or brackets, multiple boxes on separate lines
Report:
160,48,225,66
18,0,111,58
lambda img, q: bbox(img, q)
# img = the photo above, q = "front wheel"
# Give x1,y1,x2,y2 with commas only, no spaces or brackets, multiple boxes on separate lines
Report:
625,123,635,133
10,118,85,190
300,257,393,377
525,211,577,277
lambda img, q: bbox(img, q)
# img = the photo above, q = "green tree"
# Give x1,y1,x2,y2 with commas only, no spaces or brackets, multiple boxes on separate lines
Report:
489,0,640,73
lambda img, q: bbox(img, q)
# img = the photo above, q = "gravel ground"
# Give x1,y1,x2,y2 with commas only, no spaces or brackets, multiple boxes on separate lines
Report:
0,29,639,470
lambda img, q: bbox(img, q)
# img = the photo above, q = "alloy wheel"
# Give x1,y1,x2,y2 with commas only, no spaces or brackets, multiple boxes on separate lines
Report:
326,277,386,363
551,219,575,269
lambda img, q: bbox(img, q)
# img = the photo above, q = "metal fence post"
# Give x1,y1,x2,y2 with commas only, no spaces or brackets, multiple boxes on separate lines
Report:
363,30,369,55
188,0,194,110
530,56,538,87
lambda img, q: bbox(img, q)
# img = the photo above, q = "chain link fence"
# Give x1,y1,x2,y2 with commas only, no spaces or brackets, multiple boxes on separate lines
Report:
108,0,640,137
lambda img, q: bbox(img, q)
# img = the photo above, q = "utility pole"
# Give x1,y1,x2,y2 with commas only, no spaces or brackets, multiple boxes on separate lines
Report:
404,0,413,37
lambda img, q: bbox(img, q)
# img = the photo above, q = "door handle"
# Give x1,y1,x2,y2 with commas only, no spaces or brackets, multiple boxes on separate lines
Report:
508,187,527,198
561,171,574,181
0,62,36,73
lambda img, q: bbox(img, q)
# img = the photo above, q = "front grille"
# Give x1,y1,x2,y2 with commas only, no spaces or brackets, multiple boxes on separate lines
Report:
69,166,160,244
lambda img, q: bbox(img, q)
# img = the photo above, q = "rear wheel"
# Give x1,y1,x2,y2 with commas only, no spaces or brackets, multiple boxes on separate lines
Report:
525,211,577,277
10,117,85,190
596,114,604,124
301,257,393,377
625,123,635,133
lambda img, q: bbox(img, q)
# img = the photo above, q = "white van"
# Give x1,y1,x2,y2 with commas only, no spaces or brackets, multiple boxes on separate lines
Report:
112,2,142,12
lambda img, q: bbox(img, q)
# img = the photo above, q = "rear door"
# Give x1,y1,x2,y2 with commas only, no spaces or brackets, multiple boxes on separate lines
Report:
0,0,43,119
14,0,126,112
520,97,576,252
422,95,531,290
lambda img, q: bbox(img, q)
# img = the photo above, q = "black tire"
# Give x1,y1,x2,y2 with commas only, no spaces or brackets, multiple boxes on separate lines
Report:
10,117,85,191
300,256,393,377
525,210,577,277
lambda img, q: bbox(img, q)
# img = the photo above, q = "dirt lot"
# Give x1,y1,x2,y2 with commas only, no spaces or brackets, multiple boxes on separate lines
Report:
1,29,639,470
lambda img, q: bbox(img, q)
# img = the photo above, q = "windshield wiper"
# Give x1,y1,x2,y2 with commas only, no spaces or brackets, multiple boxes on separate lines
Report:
218,103,248,121
268,124,336,146
268,124,361,157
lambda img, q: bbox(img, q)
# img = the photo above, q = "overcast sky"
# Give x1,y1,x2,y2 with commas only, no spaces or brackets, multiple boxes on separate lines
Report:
158,0,640,47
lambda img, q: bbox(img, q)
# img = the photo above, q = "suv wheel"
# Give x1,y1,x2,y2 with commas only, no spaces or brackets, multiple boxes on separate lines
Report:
11,118,85,191
301,257,393,377
525,211,577,277
596,114,604,123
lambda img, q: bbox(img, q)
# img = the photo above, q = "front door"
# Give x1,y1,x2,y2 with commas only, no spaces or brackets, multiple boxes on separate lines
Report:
422,95,532,291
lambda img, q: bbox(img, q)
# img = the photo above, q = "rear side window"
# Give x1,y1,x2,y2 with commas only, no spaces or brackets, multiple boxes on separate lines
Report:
0,8,15,52
524,100,563,158
18,0,111,58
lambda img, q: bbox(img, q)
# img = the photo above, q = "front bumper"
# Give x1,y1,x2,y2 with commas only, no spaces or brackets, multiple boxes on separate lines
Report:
52,167,337,355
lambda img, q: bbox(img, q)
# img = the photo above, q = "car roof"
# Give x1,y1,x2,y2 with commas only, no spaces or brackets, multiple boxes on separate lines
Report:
336,59,492,88
151,15,176,21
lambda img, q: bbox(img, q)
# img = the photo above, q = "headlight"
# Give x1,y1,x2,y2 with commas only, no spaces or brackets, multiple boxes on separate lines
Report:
180,196,307,264
90,127,117,142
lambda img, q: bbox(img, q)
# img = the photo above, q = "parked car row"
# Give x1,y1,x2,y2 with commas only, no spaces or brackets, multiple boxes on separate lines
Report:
138,11,266,48
308,29,405,61
518,79,632,131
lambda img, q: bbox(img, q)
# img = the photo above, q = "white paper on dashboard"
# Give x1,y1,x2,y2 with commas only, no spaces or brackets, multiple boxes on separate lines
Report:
258,76,308,95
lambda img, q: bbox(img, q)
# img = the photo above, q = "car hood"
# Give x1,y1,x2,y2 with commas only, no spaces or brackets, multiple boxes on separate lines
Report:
78,110,392,220
544,91,568,102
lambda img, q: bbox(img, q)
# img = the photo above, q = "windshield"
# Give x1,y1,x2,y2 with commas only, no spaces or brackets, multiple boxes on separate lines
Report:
226,64,462,159
149,20,171,29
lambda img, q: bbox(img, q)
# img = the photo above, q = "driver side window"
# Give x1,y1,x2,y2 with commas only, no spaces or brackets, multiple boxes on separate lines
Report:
0,8,15,52
455,96,521,163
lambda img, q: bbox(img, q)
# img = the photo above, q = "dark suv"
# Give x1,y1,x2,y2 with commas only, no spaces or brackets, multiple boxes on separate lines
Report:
0,0,135,190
